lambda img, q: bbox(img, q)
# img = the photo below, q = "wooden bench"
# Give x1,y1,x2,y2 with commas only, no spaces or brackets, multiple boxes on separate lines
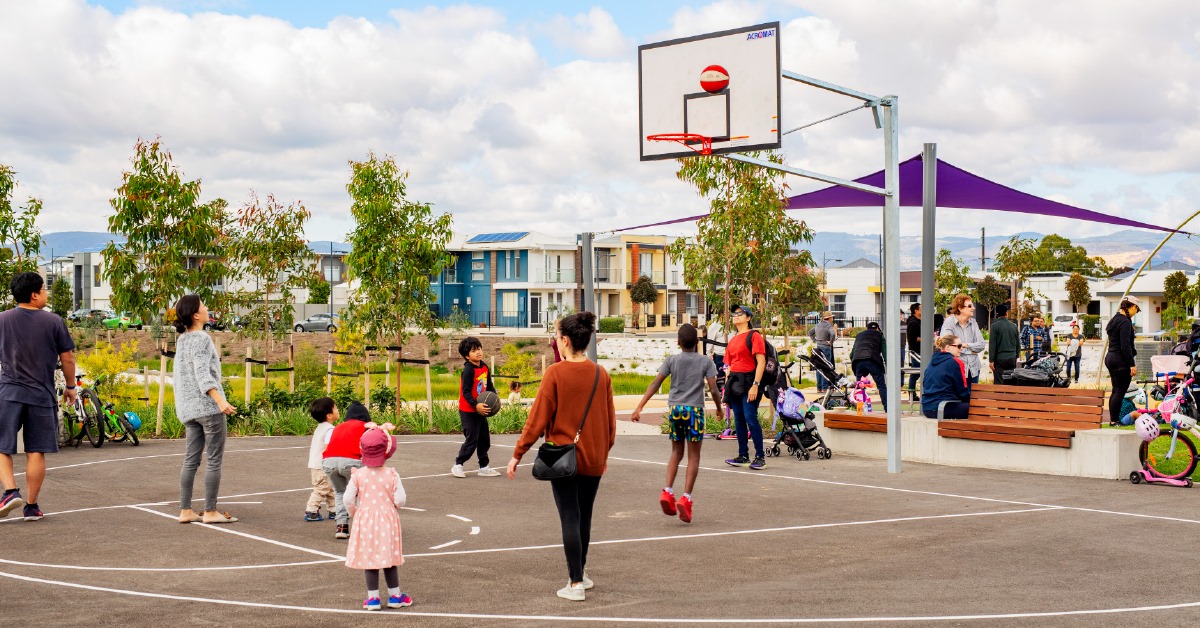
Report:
936,383,1105,448
823,411,888,433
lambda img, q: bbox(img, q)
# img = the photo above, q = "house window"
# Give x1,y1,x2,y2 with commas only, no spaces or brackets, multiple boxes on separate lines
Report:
639,253,652,279
831,295,847,318
445,257,458,283
514,252,520,279
501,292,518,315
93,265,101,287
686,293,698,315
595,250,610,282
505,252,512,279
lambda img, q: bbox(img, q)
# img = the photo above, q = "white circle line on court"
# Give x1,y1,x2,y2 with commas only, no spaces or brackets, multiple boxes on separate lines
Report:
4,569,1200,623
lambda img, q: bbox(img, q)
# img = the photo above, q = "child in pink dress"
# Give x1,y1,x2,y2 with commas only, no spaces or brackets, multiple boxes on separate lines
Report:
344,423,410,611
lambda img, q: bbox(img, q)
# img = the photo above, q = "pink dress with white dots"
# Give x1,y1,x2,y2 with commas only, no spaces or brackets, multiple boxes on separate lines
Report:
343,466,405,570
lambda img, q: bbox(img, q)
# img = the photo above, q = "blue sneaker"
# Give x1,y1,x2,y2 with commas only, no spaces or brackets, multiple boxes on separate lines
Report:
749,457,767,470
388,593,413,608
327,510,338,521
303,511,322,522
725,455,750,467
0,491,23,519
22,503,43,521
363,597,381,611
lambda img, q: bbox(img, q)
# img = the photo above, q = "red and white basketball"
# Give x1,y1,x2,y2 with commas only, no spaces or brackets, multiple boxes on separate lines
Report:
699,65,729,93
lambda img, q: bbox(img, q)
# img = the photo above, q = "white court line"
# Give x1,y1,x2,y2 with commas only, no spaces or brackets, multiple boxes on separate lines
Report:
15,445,309,476
5,569,1200,623
401,507,426,512
447,514,472,522
404,507,1058,558
128,506,344,560
0,556,340,572
470,526,480,535
428,540,461,550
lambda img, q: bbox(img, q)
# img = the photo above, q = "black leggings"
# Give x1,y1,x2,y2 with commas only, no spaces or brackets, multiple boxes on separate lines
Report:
455,411,491,466
364,566,399,592
1106,353,1133,425
550,474,602,584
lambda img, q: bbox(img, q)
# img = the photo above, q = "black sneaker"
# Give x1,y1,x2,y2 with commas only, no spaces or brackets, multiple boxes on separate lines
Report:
335,524,350,539
22,503,43,521
725,455,750,467
749,457,767,470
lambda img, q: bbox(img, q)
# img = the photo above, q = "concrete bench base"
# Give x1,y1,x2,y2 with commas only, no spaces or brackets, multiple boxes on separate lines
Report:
816,413,1142,479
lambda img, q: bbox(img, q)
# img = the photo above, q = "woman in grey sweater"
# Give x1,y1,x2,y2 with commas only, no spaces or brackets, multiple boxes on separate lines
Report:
174,294,238,524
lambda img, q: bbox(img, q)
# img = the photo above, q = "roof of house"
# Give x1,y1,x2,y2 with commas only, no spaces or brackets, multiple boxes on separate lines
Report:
1096,269,1198,296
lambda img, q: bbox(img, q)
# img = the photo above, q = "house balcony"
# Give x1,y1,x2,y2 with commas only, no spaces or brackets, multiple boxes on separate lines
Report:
627,270,666,286
534,267,576,284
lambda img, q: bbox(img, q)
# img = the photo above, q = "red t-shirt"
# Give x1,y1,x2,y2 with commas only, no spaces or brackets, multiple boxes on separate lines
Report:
725,330,765,374
323,420,368,459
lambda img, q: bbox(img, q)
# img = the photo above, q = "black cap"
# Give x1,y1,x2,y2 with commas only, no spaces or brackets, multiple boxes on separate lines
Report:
866,321,881,330
345,401,371,422
996,303,1010,316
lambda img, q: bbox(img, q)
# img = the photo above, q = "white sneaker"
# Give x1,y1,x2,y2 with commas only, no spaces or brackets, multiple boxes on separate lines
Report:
556,582,585,601
450,464,466,478
477,466,501,477
580,573,594,590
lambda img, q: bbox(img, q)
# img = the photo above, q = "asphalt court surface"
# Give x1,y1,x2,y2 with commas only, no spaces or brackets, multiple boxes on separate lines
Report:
2,433,1199,626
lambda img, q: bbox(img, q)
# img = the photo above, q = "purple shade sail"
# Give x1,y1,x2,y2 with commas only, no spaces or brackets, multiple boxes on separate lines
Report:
615,154,1183,234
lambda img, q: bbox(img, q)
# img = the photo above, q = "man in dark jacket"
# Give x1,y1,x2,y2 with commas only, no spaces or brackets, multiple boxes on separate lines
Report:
851,321,887,411
905,304,921,398
988,303,1020,380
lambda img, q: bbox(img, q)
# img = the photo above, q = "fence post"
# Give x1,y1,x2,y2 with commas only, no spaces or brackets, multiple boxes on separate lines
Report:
326,353,333,394
490,355,495,374
424,347,433,425
213,336,221,362
245,346,252,407
143,366,150,404
364,348,371,409
156,341,167,437
541,354,547,374
288,338,295,393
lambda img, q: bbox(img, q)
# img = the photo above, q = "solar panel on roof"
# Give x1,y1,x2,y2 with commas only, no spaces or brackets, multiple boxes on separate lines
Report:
467,232,529,243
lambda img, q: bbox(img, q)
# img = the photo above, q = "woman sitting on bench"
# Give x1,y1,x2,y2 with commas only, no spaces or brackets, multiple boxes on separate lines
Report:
921,334,971,420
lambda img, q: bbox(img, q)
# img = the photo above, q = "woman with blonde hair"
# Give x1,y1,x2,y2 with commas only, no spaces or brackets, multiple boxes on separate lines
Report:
920,334,971,420
939,294,985,384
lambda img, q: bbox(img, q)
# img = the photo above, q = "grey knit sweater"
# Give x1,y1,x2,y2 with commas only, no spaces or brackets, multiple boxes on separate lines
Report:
173,331,223,422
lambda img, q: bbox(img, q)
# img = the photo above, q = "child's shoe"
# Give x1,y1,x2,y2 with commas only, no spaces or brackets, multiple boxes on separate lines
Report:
327,510,338,521
0,490,24,519
749,456,767,470
22,503,43,522
450,463,466,478
477,466,501,477
388,593,413,608
725,455,750,467
556,582,585,601
363,597,382,611
658,489,676,516
676,495,693,524
303,510,322,522
335,524,350,539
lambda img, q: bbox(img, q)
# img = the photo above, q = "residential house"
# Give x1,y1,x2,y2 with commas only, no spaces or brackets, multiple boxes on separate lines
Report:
1023,271,1105,317
582,234,703,328
1096,268,1200,335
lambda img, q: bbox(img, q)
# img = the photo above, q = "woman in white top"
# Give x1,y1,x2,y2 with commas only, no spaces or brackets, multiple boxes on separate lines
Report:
939,294,986,384
1064,321,1085,383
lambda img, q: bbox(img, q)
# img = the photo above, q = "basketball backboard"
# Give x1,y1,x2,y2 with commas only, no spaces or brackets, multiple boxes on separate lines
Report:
638,22,781,161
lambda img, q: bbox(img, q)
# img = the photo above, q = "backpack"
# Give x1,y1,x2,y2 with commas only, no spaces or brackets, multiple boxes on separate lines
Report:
745,330,780,388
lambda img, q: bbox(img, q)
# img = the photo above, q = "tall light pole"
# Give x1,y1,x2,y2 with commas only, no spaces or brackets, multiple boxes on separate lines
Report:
822,254,842,319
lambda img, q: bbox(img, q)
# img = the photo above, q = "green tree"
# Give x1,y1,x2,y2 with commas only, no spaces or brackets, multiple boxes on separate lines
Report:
0,165,43,310
993,235,1039,308
629,274,659,329
49,276,72,317
104,139,231,330
1066,272,1091,314
228,192,312,342
665,152,814,322
343,152,452,416
1162,270,1191,329
307,274,331,305
973,275,1008,326
933,249,973,312
1030,234,1112,276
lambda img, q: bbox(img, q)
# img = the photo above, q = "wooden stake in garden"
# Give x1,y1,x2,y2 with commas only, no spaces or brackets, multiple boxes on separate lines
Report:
143,366,150,405
288,338,295,393
245,346,252,408
326,353,333,394
363,348,371,409
156,340,167,437
424,347,433,424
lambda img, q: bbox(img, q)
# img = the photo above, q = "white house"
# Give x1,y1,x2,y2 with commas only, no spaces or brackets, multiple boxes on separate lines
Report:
1096,268,1200,335
1023,271,1106,317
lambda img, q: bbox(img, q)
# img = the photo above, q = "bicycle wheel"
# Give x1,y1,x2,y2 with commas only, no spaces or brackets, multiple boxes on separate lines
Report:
118,416,140,446
80,391,104,448
59,406,81,447
1140,430,1199,480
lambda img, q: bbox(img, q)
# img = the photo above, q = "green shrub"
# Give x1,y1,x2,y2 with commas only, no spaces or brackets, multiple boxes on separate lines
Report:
1082,314,1100,338
599,317,625,333
293,343,326,387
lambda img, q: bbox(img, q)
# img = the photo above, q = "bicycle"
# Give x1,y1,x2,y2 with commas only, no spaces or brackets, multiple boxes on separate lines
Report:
1129,373,1200,486
60,373,141,448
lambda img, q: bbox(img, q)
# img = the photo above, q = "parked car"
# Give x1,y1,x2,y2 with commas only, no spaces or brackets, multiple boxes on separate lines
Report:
67,308,108,324
102,311,143,330
1050,313,1080,336
294,312,338,333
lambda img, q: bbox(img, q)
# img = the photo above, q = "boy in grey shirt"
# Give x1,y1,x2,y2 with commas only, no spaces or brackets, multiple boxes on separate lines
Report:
631,324,722,524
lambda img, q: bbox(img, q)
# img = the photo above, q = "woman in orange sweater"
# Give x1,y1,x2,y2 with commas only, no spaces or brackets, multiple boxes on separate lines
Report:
507,311,616,602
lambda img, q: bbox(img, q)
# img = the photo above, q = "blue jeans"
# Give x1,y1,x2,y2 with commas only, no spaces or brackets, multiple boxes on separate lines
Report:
815,345,834,391
729,390,764,459
1066,355,1081,382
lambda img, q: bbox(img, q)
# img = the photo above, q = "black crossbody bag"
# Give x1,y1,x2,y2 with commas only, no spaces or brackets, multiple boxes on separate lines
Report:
532,365,601,481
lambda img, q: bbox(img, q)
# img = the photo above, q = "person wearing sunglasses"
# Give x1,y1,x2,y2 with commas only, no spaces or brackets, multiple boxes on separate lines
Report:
939,294,985,384
921,334,971,420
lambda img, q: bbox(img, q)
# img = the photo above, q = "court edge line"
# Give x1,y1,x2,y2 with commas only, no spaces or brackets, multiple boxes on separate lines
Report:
4,570,1200,623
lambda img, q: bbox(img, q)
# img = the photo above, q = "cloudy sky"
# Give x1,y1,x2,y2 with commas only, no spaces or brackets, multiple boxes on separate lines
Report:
1,0,1197,244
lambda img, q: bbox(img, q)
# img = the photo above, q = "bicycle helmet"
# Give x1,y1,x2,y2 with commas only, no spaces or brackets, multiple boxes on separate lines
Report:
1134,413,1160,442
124,412,142,431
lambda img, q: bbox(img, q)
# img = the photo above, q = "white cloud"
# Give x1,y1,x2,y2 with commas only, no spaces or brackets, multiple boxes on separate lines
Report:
0,0,1195,247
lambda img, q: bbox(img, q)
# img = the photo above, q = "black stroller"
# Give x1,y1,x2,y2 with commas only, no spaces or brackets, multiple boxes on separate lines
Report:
798,346,854,409
766,360,832,461
1002,352,1070,388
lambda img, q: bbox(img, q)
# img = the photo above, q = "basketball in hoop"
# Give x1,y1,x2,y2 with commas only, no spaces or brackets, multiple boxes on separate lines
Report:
645,133,713,155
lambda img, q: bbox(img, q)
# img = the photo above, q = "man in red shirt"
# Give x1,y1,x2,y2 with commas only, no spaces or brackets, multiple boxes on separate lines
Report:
322,401,371,539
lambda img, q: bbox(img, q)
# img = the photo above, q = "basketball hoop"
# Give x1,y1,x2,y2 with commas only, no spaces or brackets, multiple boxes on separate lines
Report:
646,133,713,155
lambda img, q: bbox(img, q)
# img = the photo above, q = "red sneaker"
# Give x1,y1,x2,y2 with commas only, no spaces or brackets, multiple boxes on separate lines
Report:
677,495,693,523
659,489,677,516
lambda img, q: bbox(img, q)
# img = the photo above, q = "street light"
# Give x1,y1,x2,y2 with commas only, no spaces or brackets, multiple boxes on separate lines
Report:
328,242,348,317
822,254,842,320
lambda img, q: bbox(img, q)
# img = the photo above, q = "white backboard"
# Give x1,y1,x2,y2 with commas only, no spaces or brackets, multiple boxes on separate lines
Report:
638,22,781,161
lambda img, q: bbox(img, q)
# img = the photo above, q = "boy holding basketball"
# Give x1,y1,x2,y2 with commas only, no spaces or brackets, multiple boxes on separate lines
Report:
630,324,722,523
451,337,499,478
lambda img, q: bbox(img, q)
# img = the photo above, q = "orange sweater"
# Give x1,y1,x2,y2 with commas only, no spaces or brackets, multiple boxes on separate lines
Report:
513,360,616,476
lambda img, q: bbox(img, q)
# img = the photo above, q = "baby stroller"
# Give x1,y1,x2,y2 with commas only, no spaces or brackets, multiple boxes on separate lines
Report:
799,346,853,409
1003,352,1070,388
766,386,832,461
